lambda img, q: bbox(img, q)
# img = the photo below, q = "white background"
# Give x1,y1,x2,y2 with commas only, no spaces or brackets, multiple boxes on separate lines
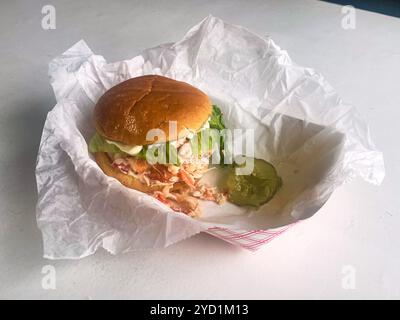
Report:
1,0,399,299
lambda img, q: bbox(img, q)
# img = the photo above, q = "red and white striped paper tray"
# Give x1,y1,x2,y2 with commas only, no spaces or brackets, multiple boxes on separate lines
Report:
206,223,298,251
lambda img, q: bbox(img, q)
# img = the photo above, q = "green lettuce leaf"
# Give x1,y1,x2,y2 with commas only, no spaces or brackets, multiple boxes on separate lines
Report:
209,105,226,130
166,141,180,165
206,105,226,164
190,128,222,156
135,145,148,159
88,133,122,154
135,142,180,165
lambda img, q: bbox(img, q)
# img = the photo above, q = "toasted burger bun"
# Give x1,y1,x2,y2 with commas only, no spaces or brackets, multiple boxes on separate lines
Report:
93,75,212,146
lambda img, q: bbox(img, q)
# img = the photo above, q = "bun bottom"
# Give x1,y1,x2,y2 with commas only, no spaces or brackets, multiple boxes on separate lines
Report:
94,152,161,193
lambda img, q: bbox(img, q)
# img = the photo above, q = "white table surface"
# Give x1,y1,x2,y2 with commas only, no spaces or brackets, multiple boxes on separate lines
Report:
1,0,399,299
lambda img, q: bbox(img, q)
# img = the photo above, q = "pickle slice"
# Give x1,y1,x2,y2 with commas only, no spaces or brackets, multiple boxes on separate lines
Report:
226,158,282,207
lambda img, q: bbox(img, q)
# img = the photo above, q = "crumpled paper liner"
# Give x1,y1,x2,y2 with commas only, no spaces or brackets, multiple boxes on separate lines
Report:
36,15,384,259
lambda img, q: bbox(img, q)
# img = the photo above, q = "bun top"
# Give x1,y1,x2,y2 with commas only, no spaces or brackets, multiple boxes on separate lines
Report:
93,75,212,146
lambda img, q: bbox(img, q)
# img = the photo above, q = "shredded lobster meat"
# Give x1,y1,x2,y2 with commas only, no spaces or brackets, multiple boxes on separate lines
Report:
109,141,226,216
177,169,196,188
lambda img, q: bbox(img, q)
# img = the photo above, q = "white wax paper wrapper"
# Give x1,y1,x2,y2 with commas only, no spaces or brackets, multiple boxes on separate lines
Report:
36,16,384,259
